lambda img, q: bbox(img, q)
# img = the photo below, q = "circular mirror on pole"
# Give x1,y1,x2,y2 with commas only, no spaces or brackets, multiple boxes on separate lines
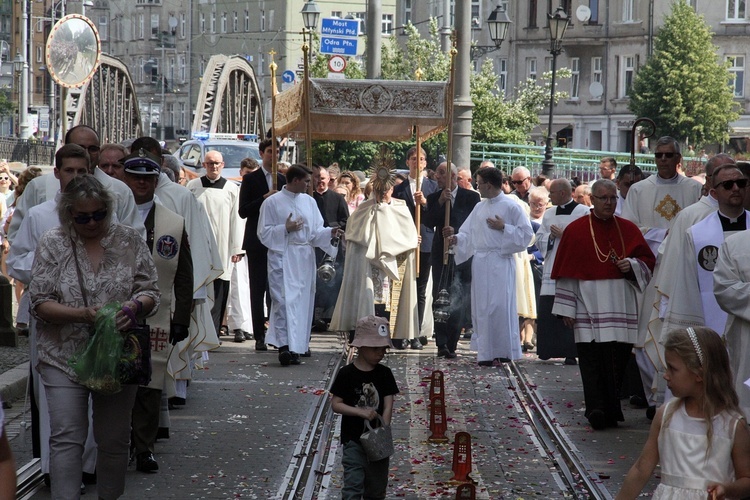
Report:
45,14,101,88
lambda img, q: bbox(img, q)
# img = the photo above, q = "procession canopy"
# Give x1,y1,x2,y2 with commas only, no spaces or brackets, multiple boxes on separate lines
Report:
274,78,450,142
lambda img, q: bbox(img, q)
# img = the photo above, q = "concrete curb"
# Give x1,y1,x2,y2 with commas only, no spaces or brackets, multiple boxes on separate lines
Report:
0,362,29,404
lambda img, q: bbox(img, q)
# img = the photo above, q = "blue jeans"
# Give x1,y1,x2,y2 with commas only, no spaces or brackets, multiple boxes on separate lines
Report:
341,440,389,500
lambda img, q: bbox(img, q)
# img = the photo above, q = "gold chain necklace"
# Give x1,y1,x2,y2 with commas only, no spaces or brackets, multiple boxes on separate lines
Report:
589,214,626,263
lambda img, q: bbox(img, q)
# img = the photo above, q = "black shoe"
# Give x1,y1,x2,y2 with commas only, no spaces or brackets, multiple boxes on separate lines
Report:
311,319,328,332
219,325,229,337
233,330,246,343
523,342,535,352
629,395,649,409
437,347,450,358
418,335,428,346
300,350,311,357
156,427,169,440
255,341,268,351
478,360,494,367
136,452,159,473
564,357,577,365
81,471,97,485
168,396,186,407
279,350,292,366
588,410,606,430
462,328,473,340
409,339,423,350
241,330,253,340
646,405,657,421
290,353,301,365
446,351,457,359
393,339,406,350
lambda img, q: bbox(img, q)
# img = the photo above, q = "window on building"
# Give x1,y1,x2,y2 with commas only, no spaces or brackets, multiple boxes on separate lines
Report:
179,54,186,83
36,46,42,63
619,55,635,97
331,11,342,18
570,57,580,98
382,14,393,34
233,12,238,32
199,12,205,33
546,56,553,73
179,102,186,129
150,59,159,84
210,12,216,33
589,0,599,23
199,56,205,75
139,14,145,39
151,14,159,38
527,58,537,80
498,58,507,94
221,12,227,33
727,0,747,19
180,13,186,38
404,0,412,25
169,57,175,84
623,0,634,21
592,56,602,84
245,10,250,31
471,0,481,28
138,57,145,83
529,0,538,28
261,10,265,31
727,55,745,97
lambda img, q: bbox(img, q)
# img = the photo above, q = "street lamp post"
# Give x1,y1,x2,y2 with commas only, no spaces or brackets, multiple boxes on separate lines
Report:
541,6,570,177
300,0,319,184
471,4,512,60
14,52,30,139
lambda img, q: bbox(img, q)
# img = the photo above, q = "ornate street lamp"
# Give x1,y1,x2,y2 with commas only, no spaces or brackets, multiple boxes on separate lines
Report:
301,0,320,32
471,4,512,60
541,6,570,177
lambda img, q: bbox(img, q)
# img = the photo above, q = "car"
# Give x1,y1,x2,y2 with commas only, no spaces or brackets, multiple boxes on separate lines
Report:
173,133,261,182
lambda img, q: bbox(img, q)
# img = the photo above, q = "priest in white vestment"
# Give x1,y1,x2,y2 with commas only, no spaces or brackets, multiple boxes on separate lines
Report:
446,166,534,365
257,165,339,366
620,136,701,412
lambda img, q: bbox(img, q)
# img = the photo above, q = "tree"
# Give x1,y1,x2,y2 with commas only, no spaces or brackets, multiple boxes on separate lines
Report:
628,1,739,147
0,90,14,120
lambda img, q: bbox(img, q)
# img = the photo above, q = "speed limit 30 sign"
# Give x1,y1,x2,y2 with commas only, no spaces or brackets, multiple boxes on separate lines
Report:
328,55,347,73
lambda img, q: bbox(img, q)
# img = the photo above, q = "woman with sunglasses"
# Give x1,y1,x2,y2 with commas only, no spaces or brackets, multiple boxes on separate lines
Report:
28,174,159,499
0,160,17,205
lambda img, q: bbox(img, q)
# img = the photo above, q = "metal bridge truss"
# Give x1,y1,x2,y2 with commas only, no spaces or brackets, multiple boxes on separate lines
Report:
193,55,264,136
65,55,142,143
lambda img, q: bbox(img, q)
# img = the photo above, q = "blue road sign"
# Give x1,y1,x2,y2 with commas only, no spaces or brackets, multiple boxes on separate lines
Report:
321,18,359,38
282,70,296,83
320,36,358,56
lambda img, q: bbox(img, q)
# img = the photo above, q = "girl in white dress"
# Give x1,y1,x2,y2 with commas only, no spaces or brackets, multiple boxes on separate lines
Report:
617,327,750,500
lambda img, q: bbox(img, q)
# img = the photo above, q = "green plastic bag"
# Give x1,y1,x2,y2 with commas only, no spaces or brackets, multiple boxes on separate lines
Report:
68,302,126,395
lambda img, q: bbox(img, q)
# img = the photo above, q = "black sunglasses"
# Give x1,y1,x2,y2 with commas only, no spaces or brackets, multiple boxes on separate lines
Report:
654,152,676,159
511,177,529,185
715,178,749,190
73,209,108,225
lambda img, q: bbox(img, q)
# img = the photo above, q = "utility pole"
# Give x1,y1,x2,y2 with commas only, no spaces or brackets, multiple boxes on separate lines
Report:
452,0,472,168
160,43,166,142
365,0,381,78
441,0,452,53
19,0,30,139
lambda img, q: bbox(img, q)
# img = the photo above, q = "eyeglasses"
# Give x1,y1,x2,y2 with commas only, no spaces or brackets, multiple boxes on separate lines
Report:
511,177,529,185
0,176,8,181
592,195,618,203
654,152,676,159
715,178,748,190
73,209,108,225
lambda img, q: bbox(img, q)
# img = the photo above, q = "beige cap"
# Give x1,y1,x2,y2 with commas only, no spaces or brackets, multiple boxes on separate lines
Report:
351,315,393,348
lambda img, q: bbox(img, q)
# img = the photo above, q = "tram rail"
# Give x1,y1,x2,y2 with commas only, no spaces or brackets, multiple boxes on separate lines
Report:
502,360,614,499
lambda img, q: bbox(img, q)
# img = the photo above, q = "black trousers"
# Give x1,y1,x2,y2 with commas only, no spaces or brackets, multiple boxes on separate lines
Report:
416,251,431,329
247,250,269,343
211,278,230,336
131,386,162,454
432,258,471,353
576,341,632,424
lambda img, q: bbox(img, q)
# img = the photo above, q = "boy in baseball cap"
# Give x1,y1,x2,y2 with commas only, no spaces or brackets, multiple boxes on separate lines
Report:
330,315,399,498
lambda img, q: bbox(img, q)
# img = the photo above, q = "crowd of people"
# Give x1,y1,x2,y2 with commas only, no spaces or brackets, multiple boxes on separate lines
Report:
2,130,750,498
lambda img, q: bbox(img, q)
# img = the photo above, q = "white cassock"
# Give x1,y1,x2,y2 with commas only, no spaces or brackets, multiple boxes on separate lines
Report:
714,230,750,418
258,187,336,353
156,174,222,377
621,174,702,402
509,197,536,319
7,167,144,242
663,210,748,337
454,193,534,362
186,177,244,281
6,198,96,475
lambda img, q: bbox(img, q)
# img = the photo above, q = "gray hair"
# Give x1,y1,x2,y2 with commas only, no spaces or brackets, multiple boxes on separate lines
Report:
479,160,495,169
161,154,182,182
592,179,617,195
655,136,681,155
511,166,531,178
100,143,128,157
529,186,550,202
57,175,114,237
439,162,458,175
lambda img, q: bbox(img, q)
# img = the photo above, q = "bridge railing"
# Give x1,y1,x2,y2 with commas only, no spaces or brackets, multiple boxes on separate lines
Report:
469,142,688,183
0,137,56,167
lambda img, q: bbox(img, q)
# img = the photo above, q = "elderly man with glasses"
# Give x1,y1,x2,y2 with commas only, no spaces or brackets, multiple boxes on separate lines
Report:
620,136,702,420
510,166,532,204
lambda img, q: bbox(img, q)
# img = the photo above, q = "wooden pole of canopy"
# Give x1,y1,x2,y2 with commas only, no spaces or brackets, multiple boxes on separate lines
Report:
269,49,279,190
414,67,424,277
444,42,458,265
